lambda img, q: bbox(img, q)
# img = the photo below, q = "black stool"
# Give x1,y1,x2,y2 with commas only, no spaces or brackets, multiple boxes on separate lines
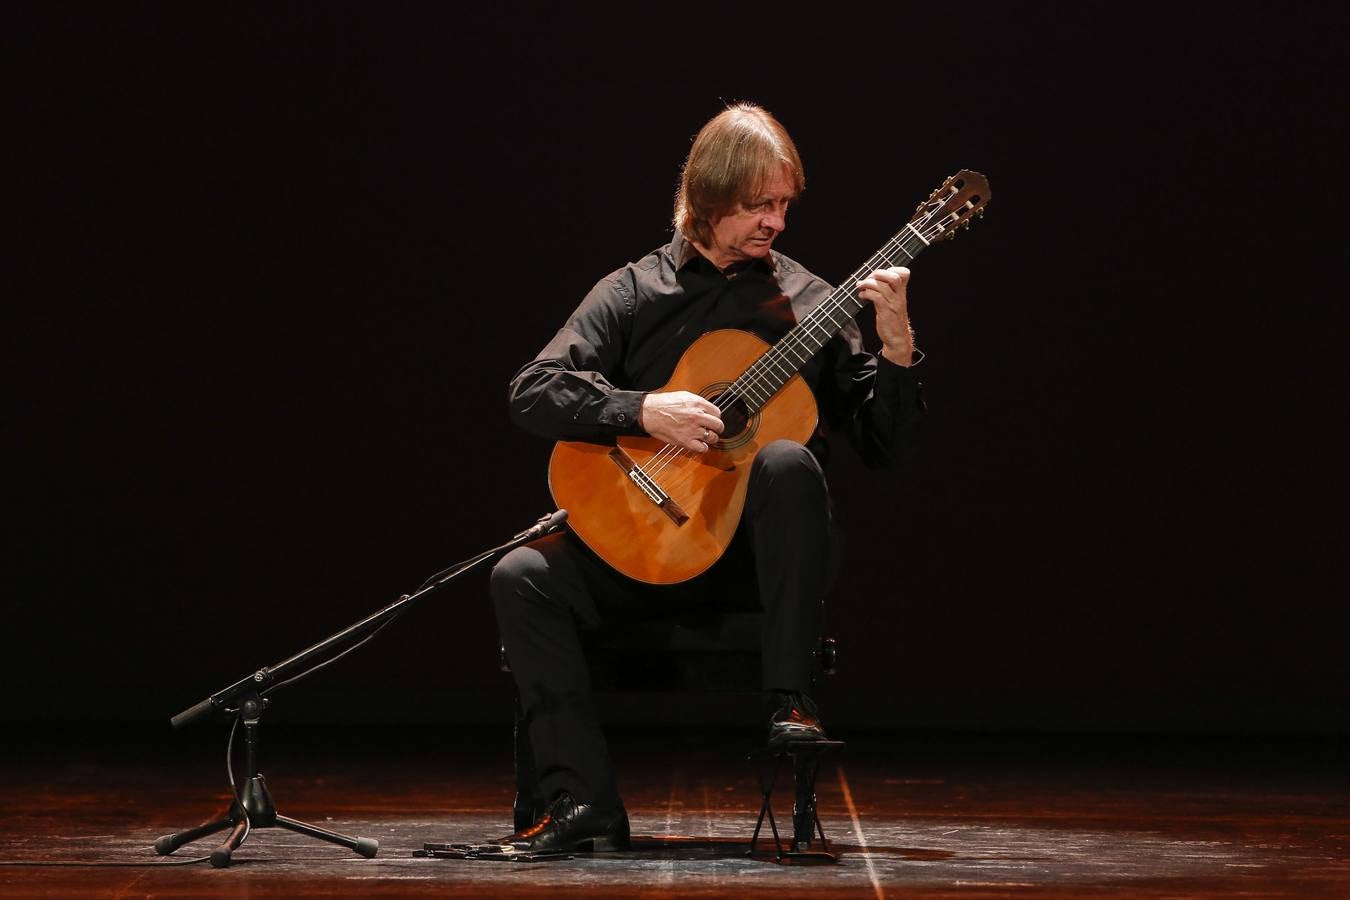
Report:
748,739,845,863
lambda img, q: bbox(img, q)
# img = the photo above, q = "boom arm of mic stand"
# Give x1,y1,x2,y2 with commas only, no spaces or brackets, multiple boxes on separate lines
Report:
169,510,568,729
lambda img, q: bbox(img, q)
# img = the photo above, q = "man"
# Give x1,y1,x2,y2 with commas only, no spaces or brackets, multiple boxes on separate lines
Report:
491,102,925,852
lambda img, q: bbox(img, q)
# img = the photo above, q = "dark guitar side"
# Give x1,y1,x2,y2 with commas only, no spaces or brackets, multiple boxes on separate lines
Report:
549,328,818,585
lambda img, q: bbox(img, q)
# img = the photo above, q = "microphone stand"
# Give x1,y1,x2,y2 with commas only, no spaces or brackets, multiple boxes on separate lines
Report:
154,510,568,868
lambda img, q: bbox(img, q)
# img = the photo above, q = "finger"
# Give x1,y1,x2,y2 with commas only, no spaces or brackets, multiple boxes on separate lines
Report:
859,269,909,294
690,439,709,454
855,282,885,304
699,413,725,434
857,277,907,307
861,275,906,294
856,277,890,300
693,396,720,416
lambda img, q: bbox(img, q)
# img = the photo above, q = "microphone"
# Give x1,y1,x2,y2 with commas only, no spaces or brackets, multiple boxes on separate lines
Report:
513,509,568,542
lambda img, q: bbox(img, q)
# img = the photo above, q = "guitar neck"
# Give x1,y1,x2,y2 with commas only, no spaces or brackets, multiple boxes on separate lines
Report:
732,224,930,413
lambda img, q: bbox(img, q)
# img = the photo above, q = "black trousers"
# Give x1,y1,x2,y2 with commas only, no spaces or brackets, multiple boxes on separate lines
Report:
491,440,838,807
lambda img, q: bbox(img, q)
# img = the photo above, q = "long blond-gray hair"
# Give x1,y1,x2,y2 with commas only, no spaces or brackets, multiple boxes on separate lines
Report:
674,103,805,247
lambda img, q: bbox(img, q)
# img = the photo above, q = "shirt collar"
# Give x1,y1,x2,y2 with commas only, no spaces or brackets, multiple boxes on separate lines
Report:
670,229,777,278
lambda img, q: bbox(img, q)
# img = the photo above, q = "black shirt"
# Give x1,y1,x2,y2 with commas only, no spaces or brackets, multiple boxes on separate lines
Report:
507,230,925,468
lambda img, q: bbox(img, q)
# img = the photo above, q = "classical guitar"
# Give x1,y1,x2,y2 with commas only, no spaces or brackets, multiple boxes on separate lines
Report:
549,170,990,584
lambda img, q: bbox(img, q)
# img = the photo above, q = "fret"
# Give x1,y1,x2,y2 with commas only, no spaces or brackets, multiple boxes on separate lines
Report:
736,224,932,414
804,316,831,342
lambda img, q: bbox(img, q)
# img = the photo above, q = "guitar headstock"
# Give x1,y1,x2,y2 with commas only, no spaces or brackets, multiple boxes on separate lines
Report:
909,170,990,242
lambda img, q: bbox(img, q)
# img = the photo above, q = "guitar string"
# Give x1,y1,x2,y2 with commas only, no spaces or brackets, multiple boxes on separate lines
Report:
638,221,934,491
632,209,953,493
639,221,933,483
634,214,947,494
641,219,941,484
732,225,925,408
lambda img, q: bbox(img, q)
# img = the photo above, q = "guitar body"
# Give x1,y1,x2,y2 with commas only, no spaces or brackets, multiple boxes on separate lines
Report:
549,329,818,585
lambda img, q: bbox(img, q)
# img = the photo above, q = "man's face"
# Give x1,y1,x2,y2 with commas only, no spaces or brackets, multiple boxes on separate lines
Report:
705,166,795,268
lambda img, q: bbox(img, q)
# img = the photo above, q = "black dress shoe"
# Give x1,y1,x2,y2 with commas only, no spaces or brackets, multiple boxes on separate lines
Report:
505,791,630,853
768,691,828,748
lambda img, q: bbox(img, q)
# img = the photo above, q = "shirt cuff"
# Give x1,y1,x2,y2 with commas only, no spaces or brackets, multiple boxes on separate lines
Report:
875,353,927,414
598,390,646,433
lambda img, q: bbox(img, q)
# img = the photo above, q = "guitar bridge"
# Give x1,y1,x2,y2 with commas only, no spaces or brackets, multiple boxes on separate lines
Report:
608,448,689,526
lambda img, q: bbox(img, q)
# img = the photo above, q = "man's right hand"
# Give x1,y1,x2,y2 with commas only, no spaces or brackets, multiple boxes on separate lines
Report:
639,391,723,453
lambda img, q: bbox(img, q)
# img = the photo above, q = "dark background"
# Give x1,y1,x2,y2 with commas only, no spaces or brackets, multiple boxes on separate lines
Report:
8,4,1348,734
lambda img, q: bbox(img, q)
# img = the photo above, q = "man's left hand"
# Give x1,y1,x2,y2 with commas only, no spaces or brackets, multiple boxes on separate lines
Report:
856,266,914,367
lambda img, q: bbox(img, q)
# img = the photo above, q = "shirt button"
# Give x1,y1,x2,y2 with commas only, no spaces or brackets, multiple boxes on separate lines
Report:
616,412,627,423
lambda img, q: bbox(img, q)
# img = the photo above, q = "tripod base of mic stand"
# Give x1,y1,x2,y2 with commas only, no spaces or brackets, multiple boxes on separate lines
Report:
154,774,379,868
154,698,379,868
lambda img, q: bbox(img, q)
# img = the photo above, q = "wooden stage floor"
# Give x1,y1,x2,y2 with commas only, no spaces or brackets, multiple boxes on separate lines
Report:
0,725,1347,897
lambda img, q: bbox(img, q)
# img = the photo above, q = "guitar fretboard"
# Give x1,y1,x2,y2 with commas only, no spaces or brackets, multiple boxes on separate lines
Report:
730,224,929,413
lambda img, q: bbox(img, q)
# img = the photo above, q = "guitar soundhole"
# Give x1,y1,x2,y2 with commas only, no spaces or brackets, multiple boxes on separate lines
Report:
702,383,758,450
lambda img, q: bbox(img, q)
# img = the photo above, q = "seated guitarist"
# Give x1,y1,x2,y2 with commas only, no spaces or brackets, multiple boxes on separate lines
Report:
491,102,926,853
